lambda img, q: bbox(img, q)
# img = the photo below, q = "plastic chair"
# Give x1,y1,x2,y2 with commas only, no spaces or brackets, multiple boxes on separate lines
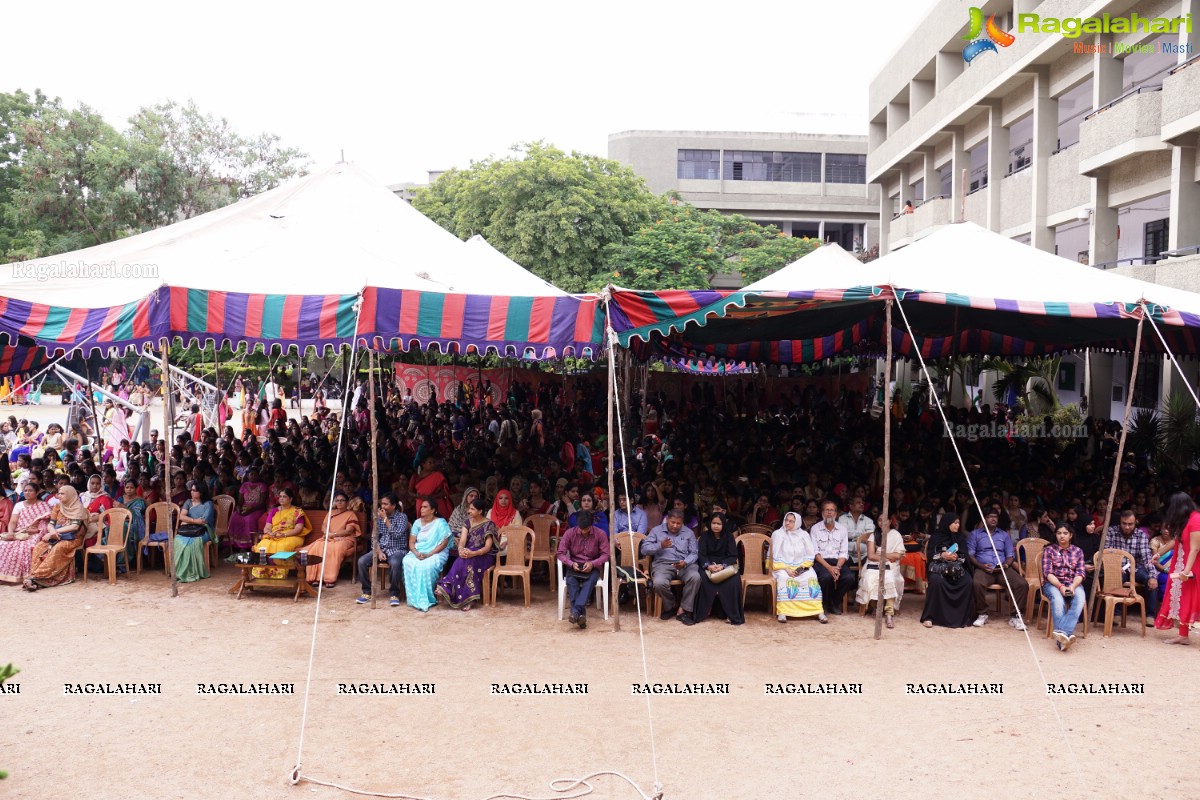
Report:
84,507,131,585
613,531,649,606
490,525,533,607
737,532,775,616
526,513,560,591
556,560,610,621
212,495,235,564
1092,547,1147,637
137,502,178,576
1017,538,1047,621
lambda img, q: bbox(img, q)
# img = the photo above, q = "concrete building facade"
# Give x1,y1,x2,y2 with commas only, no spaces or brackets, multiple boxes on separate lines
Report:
609,130,880,252
868,0,1200,419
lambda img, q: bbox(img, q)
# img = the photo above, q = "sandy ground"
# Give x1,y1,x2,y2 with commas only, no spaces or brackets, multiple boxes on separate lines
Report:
2,564,1198,800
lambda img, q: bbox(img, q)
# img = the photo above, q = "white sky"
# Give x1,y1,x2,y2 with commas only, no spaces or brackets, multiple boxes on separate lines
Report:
6,0,940,187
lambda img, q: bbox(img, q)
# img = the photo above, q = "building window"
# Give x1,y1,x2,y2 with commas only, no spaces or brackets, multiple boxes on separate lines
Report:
825,154,866,184
722,151,821,182
677,149,720,180
1144,219,1169,265
1131,357,1159,410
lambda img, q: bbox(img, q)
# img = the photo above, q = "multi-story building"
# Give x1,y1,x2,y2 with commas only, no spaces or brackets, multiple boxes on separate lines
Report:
609,130,880,253
868,0,1200,417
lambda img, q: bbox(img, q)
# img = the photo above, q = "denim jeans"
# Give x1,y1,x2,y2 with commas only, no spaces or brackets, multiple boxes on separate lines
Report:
1042,583,1086,634
359,550,404,596
1134,567,1161,617
565,568,602,617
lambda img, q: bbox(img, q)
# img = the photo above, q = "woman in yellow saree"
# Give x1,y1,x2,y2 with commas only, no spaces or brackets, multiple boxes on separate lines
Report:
253,488,311,578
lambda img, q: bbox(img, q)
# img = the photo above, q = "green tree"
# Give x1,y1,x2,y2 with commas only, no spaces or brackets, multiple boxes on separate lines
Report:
601,201,724,289
412,141,658,292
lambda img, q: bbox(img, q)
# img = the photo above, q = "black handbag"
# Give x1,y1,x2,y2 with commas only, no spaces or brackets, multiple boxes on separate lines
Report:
177,523,206,538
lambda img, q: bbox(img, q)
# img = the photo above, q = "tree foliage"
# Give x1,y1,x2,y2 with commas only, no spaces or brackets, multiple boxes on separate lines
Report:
0,92,309,261
413,141,658,292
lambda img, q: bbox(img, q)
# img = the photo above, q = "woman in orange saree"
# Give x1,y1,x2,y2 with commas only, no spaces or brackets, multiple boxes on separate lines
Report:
23,486,88,589
301,492,362,588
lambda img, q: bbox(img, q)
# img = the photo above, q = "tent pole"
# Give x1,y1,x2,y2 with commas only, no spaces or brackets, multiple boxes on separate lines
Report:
162,342,177,598
606,297,621,631
1104,313,1144,532
369,349,380,610
85,359,103,458
874,299,894,640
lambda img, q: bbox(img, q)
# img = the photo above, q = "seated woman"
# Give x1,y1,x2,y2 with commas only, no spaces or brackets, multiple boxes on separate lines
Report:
920,513,973,629
116,479,146,572
435,495,497,611
692,511,744,625
253,488,310,579
174,481,215,583
23,485,88,590
301,491,362,588
0,483,50,584
228,467,268,549
770,511,825,624
1042,522,1088,651
856,515,906,627
402,498,452,611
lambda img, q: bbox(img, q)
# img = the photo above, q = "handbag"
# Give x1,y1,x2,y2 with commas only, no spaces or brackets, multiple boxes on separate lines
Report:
177,523,207,538
707,565,739,584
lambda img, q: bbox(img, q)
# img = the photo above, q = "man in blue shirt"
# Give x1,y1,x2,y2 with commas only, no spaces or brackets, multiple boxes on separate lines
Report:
612,487,647,535
967,509,1029,630
641,509,701,624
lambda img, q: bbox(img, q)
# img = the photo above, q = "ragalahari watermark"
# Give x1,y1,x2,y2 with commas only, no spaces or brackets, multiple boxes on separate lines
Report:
11,260,159,282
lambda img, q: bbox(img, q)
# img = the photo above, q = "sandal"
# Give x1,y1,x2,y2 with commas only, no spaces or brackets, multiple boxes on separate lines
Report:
324,582,336,589
885,615,894,629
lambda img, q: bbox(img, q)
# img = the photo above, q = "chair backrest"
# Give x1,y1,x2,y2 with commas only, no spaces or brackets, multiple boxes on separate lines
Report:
737,523,773,537
614,531,648,570
1017,538,1047,583
1098,548,1136,595
213,495,235,533
527,514,560,557
854,532,872,564
499,526,533,568
99,507,132,551
146,502,178,537
736,533,771,578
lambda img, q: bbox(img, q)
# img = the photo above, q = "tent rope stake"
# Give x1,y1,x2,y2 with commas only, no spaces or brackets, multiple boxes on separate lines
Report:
892,292,1087,794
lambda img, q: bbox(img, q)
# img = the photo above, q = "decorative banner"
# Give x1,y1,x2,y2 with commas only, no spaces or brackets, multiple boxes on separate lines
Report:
392,364,564,406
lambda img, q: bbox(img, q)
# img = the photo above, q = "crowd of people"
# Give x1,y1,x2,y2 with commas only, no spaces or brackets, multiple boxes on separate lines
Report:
0,360,1196,648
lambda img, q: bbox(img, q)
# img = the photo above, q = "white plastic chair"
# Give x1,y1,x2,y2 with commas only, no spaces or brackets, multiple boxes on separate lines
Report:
556,560,610,621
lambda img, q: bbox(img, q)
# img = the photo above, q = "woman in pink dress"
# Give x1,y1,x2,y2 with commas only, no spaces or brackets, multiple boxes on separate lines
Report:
1155,492,1200,644
0,485,42,583
228,467,269,549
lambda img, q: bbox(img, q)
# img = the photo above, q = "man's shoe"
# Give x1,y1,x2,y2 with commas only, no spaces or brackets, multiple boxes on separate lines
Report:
972,614,988,627
659,607,675,621
389,596,400,607
577,614,587,630
679,613,696,626
1008,616,1026,631
1063,634,1076,652
1056,638,1064,651
356,594,370,605
568,612,579,625
1053,631,1067,649
831,606,844,615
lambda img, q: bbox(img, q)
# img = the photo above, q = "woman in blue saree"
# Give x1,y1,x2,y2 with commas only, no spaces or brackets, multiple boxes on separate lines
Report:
174,481,214,582
116,479,146,572
403,497,451,611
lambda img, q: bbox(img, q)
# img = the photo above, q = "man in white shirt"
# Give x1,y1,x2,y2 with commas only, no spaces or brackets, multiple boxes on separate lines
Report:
838,496,875,567
811,499,855,615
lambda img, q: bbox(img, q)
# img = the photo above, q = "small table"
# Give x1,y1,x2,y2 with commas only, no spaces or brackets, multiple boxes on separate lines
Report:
228,554,322,601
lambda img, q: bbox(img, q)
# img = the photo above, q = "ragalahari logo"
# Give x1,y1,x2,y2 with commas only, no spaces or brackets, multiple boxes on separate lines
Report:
962,6,1016,62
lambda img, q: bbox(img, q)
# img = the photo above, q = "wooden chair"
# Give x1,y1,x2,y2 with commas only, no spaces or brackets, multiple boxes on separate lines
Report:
1092,547,1147,637
212,495,235,563
1017,538,1047,622
556,560,610,621
490,525,533,607
737,532,775,616
613,531,650,610
137,502,178,576
84,507,131,585
526,514,560,591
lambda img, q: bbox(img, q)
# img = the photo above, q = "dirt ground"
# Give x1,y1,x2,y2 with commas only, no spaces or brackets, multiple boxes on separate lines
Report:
2,563,1198,800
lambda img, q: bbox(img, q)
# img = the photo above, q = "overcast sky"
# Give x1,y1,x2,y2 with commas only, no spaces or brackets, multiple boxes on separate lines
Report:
7,0,940,186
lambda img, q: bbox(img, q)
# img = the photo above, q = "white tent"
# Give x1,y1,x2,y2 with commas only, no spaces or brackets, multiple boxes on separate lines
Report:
741,241,870,292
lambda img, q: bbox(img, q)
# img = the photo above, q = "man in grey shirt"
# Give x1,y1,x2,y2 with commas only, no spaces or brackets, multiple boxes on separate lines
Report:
641,509,702,625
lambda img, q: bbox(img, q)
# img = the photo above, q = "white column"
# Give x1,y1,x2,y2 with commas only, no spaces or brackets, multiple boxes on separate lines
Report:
1090,177,1118,267
985,102,1009,232
817,220,826,242
949,126,967,223
1030,67,1058,252
1168,145,1200,251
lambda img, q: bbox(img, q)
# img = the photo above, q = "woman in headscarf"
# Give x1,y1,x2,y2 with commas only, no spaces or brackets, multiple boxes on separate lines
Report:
301,491,362,588
770,511,825,623
856,513,906,627
693,512,744,625
402,497,452,611
174,480,214,583
488,489,521,530
23,485,89,589
447,487,480,554
435,495,498,611
920,513,973,628
0,483,49,584
1064,504,1099,593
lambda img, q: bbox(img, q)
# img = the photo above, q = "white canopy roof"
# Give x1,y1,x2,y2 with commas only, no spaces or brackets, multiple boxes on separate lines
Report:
1,162,564,308
741,242,868,292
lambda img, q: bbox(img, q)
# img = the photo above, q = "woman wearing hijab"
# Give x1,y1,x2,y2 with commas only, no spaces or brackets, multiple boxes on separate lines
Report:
448,487,480,554
693,512,744,625
770,511,825,623
920,513,974,628
23,485,89,589
488,488,522,551
1065,504,1099,593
